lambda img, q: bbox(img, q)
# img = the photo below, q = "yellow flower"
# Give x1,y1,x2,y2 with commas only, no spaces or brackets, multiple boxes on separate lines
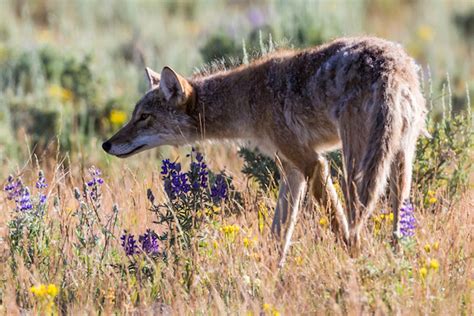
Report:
46,284,59,297
262,303,280,316
47,85,74,103
30,283,59,314
433,241,439,251
294,255,303,266
221,224,240,235
109,109,127,126
373,215,382,235
319,217,328,228
429,259,440,271
427,190,435,196
243,237,251,248
30,284,47,297
424,244,431,253
388,212,394,221
263,303,271,312
419,267,428,279
417,25,434,42
428,197,437,204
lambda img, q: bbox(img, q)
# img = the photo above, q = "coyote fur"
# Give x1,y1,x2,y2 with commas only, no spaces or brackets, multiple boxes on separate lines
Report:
103,36,427,261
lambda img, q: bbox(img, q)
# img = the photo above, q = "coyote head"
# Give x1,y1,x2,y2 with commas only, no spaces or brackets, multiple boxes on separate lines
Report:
102,67,197,158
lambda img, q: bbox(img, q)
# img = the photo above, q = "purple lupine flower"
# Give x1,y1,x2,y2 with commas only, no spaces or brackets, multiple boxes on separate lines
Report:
35,170,47,189
4,175,23,201
189,150,208,191
399,200,416,238
120,231,138,256
36,170,47,206
161,160,190,200
18,187,33,212
211,174,228,203
139,229,159,255
86,166,104,201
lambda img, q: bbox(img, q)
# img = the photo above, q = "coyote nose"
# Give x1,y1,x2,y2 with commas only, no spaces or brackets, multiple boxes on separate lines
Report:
102,141,112,152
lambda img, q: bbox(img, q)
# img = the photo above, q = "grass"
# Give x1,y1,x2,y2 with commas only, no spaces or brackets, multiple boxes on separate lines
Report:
0,145,472,314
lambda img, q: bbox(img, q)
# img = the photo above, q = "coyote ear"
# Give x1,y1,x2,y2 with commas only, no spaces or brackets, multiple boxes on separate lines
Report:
160,66,193,105
145,67,160,89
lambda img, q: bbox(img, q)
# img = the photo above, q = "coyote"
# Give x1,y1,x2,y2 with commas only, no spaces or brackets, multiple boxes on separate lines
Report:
103,36,427,261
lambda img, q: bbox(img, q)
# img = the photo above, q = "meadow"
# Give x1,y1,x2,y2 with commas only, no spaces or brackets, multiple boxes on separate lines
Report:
0,0,473,314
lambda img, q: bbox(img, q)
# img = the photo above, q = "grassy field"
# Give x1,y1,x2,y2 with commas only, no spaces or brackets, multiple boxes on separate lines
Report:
0,0,473,314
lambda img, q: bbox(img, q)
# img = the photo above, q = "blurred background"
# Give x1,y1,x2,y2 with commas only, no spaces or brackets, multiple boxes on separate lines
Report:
0,0,473,167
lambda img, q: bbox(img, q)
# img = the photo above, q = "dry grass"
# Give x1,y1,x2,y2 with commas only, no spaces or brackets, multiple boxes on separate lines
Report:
0,144,472,314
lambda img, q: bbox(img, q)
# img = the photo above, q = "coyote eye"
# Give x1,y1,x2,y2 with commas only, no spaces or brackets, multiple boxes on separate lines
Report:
139,113,151,121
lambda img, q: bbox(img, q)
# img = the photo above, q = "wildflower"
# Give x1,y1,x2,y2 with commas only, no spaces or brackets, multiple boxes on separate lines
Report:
36,171,47,206
424,244,431,253
221,224,240,238
295,255,304,266
87,166,104,187
429,259,440,271
243,237,251,248
86,166,104,201
47,84,73,102
262,303,280,316
319,217,329,228
211,174,228,203
188,149,208,191
4,175,23,201
139,229,159,255
399,200,416,238
35,170,47,189
30,283,58,298
426,189,437,204
419,267,428,279
109,109,127,125
433,241,439,251
417,24,434,42
243,236,257,248
120,231,138,256
161,159,190,200
30,283,58,314
373,215,382,235
18,187,33,212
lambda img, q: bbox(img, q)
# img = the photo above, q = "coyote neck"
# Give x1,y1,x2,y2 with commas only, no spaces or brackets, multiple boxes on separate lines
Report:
192,72,259,141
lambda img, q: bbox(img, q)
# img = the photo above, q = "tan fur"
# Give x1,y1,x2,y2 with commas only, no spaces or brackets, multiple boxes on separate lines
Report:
103,36,427,259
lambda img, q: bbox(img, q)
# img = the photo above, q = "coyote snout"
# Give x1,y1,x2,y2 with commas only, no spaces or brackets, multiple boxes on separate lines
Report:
103,37,427,264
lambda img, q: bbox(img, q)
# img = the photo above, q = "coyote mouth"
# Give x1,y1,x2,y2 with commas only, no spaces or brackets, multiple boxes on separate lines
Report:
116,144,146,158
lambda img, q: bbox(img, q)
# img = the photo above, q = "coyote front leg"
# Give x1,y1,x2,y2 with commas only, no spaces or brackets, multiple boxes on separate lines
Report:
271,160,307,267
271,160,306,236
